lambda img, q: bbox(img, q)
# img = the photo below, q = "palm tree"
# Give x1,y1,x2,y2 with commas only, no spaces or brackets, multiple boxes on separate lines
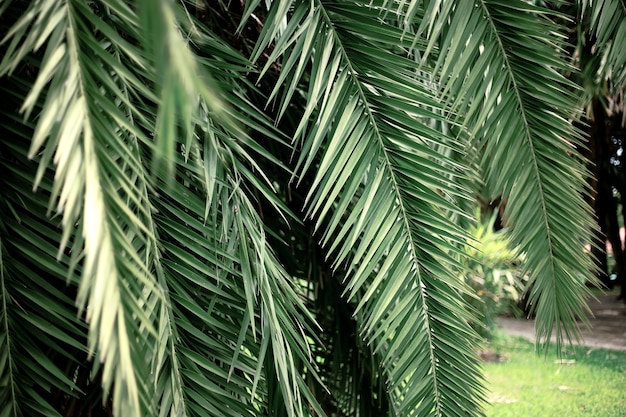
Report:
0,1,623,416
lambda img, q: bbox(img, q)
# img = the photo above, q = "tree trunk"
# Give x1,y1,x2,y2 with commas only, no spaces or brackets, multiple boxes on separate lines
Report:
603,188,624,284
587,97,612,288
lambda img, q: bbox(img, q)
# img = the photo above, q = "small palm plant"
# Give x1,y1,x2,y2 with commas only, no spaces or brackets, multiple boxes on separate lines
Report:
461,211,527,338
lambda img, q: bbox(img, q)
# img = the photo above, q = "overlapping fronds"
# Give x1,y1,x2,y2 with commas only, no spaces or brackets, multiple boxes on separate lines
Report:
152,169,322,417
145,11,323,417
0,1,166,414
2,2,180,416
253,1,484,415
422,0,596,350
0,0,605,416
0,114,87,417
0,1,319,416
582,0,626,85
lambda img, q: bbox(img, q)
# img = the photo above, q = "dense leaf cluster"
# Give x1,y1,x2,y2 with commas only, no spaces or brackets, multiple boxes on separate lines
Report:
0,1,624,416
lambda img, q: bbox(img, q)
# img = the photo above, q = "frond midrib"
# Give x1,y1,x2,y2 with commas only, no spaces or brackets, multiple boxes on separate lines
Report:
317,3,444,414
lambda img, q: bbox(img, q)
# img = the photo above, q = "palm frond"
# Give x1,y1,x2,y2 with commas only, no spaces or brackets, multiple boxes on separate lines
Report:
253,1,485,415
136,0,241,179
582,0,626,85
425,0,596,350
155,10,323,415
151,152,322,417
2,1,323,416
0,1,169,415
0,90,88,417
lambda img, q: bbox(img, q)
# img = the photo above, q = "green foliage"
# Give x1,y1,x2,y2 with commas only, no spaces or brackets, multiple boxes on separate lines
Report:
0,1,623,417
461,212,526,338
581,0,626,85
483,336,626,417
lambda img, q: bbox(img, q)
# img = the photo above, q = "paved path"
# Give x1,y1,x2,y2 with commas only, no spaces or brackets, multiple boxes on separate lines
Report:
498,292,626,351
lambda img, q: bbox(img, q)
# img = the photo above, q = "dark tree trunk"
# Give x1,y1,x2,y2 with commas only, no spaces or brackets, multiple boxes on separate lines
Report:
592,194,611,288
586,97,613,288
605,106,626,300
604,188,624,282
590,97,626,293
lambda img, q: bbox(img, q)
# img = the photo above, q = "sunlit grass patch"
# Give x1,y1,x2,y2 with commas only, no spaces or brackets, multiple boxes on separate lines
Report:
482,335,626,416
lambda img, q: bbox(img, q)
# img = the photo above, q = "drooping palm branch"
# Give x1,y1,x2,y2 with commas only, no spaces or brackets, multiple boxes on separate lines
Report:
416,0,598,350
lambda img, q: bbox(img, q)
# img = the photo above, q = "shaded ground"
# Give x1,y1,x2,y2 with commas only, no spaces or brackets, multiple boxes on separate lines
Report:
498,292,626,351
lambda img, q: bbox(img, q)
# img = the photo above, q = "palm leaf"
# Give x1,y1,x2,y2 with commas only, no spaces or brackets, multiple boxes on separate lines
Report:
0,2,166,414
1,1,323,416
154,11,323,416
423,0,597,350
582,0,626,85
0,88,88,417
253,1,485,415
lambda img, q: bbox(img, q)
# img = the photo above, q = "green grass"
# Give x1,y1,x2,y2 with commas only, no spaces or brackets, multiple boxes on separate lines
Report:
482,335,626,416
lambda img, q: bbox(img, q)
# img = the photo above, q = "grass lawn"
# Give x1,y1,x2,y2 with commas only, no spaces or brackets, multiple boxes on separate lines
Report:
482,335,626,416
